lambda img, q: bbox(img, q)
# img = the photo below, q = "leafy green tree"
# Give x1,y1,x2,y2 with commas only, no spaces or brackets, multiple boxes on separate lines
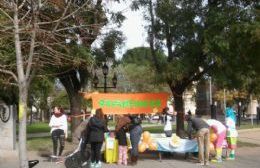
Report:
29,76,54,122
212,4,260,98
118,47,169,92
132,0,259,136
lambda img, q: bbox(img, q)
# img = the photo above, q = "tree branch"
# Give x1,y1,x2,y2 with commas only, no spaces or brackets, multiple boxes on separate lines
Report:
0,68,18,82
182,61,217,89
55,22,106,32
37,0,91,26
25,0,37,80
0,7,14,21
53,0,72,32
18,0,27,10
19,8,31,21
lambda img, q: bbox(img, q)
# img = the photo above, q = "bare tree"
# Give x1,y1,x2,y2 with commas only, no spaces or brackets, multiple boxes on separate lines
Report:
0,0,108,167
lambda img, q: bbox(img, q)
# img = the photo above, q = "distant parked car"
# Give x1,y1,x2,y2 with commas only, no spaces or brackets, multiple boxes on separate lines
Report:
152,115,159,120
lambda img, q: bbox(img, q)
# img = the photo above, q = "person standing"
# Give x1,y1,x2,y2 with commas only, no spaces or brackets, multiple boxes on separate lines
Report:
129,115,142,165
49,106,68,157
115,116,130,166
163,107,172,137
88,108,108,168
186,115,210,166
225,103,238,160
206,119,226,162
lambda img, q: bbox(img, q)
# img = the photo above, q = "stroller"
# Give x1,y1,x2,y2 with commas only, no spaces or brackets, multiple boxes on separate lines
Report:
64,119,91,168
64,138,91,168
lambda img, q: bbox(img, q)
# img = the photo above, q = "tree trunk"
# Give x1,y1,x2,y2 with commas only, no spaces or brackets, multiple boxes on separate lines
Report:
58,70,83,142
173,92,185,137
14,3,29,167
18,86,28,168
39,109,43,122
69,93,82,139
44,107,50,122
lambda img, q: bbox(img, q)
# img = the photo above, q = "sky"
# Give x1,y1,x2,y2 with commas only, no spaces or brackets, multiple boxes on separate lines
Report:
92,1,148,59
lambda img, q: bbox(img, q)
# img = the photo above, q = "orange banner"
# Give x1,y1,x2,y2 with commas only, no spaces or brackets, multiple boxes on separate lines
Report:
82,92,169,115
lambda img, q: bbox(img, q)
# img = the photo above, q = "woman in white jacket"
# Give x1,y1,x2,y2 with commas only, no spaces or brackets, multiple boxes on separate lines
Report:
163,107,172,137
49,106,68,156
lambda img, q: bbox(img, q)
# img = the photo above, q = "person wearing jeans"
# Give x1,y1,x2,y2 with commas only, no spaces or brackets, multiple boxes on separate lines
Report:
49,106,68,157
129,115,142,165
88,108,108,168
186,115,210,166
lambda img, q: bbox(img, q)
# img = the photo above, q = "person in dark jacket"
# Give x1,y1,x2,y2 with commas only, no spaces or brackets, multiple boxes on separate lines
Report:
115,115,130,165
186,115,210,166
88,108,108,168
128,115,142,165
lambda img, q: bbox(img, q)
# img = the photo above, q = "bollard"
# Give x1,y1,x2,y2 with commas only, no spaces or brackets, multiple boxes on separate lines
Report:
237,105,241,127
210,104,216,119
257,107,260,125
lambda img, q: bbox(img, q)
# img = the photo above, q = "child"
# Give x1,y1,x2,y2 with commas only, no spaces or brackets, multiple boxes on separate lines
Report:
115,116,130,166
225,103,238,160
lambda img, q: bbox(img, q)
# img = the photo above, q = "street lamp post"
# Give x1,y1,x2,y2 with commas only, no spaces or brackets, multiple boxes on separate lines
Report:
93,62,117,93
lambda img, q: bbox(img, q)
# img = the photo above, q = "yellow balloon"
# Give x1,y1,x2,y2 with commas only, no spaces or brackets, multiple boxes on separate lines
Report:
142,131,151,143
138,142,147,153
146,137,153,144
210,133,218,143
148,142,157,151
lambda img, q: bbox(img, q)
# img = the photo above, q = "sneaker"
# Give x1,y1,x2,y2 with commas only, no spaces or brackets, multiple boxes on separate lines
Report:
81,161,88,166
226,154,235,160
204,161,210,165
211,158,222,163
196,162,204,166
90,162,96,168
226,157,235,160
95,161,102,168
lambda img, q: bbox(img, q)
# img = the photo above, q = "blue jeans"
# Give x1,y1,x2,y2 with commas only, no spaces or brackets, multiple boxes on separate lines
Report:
130,125,142,157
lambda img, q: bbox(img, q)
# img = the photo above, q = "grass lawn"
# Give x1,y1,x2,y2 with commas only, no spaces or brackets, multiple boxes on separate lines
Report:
27,137,52,151
25,120,260,134
237,122,260,130
26,121,260,151
26,122,50,133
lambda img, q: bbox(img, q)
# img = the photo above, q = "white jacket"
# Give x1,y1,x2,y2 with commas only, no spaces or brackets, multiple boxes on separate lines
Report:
49,114,68,137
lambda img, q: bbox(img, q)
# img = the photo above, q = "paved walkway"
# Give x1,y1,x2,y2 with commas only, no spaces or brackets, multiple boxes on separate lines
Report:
1,128,260,168
2,146,260,168
237,128,260,145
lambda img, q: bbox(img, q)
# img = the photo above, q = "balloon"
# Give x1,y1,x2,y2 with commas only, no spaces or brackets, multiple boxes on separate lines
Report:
148,142,158,151
210,133,218,142
210,128,215,134
142,131,151,143
138,142,147,153
146,137,152,144
209,142,215,155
